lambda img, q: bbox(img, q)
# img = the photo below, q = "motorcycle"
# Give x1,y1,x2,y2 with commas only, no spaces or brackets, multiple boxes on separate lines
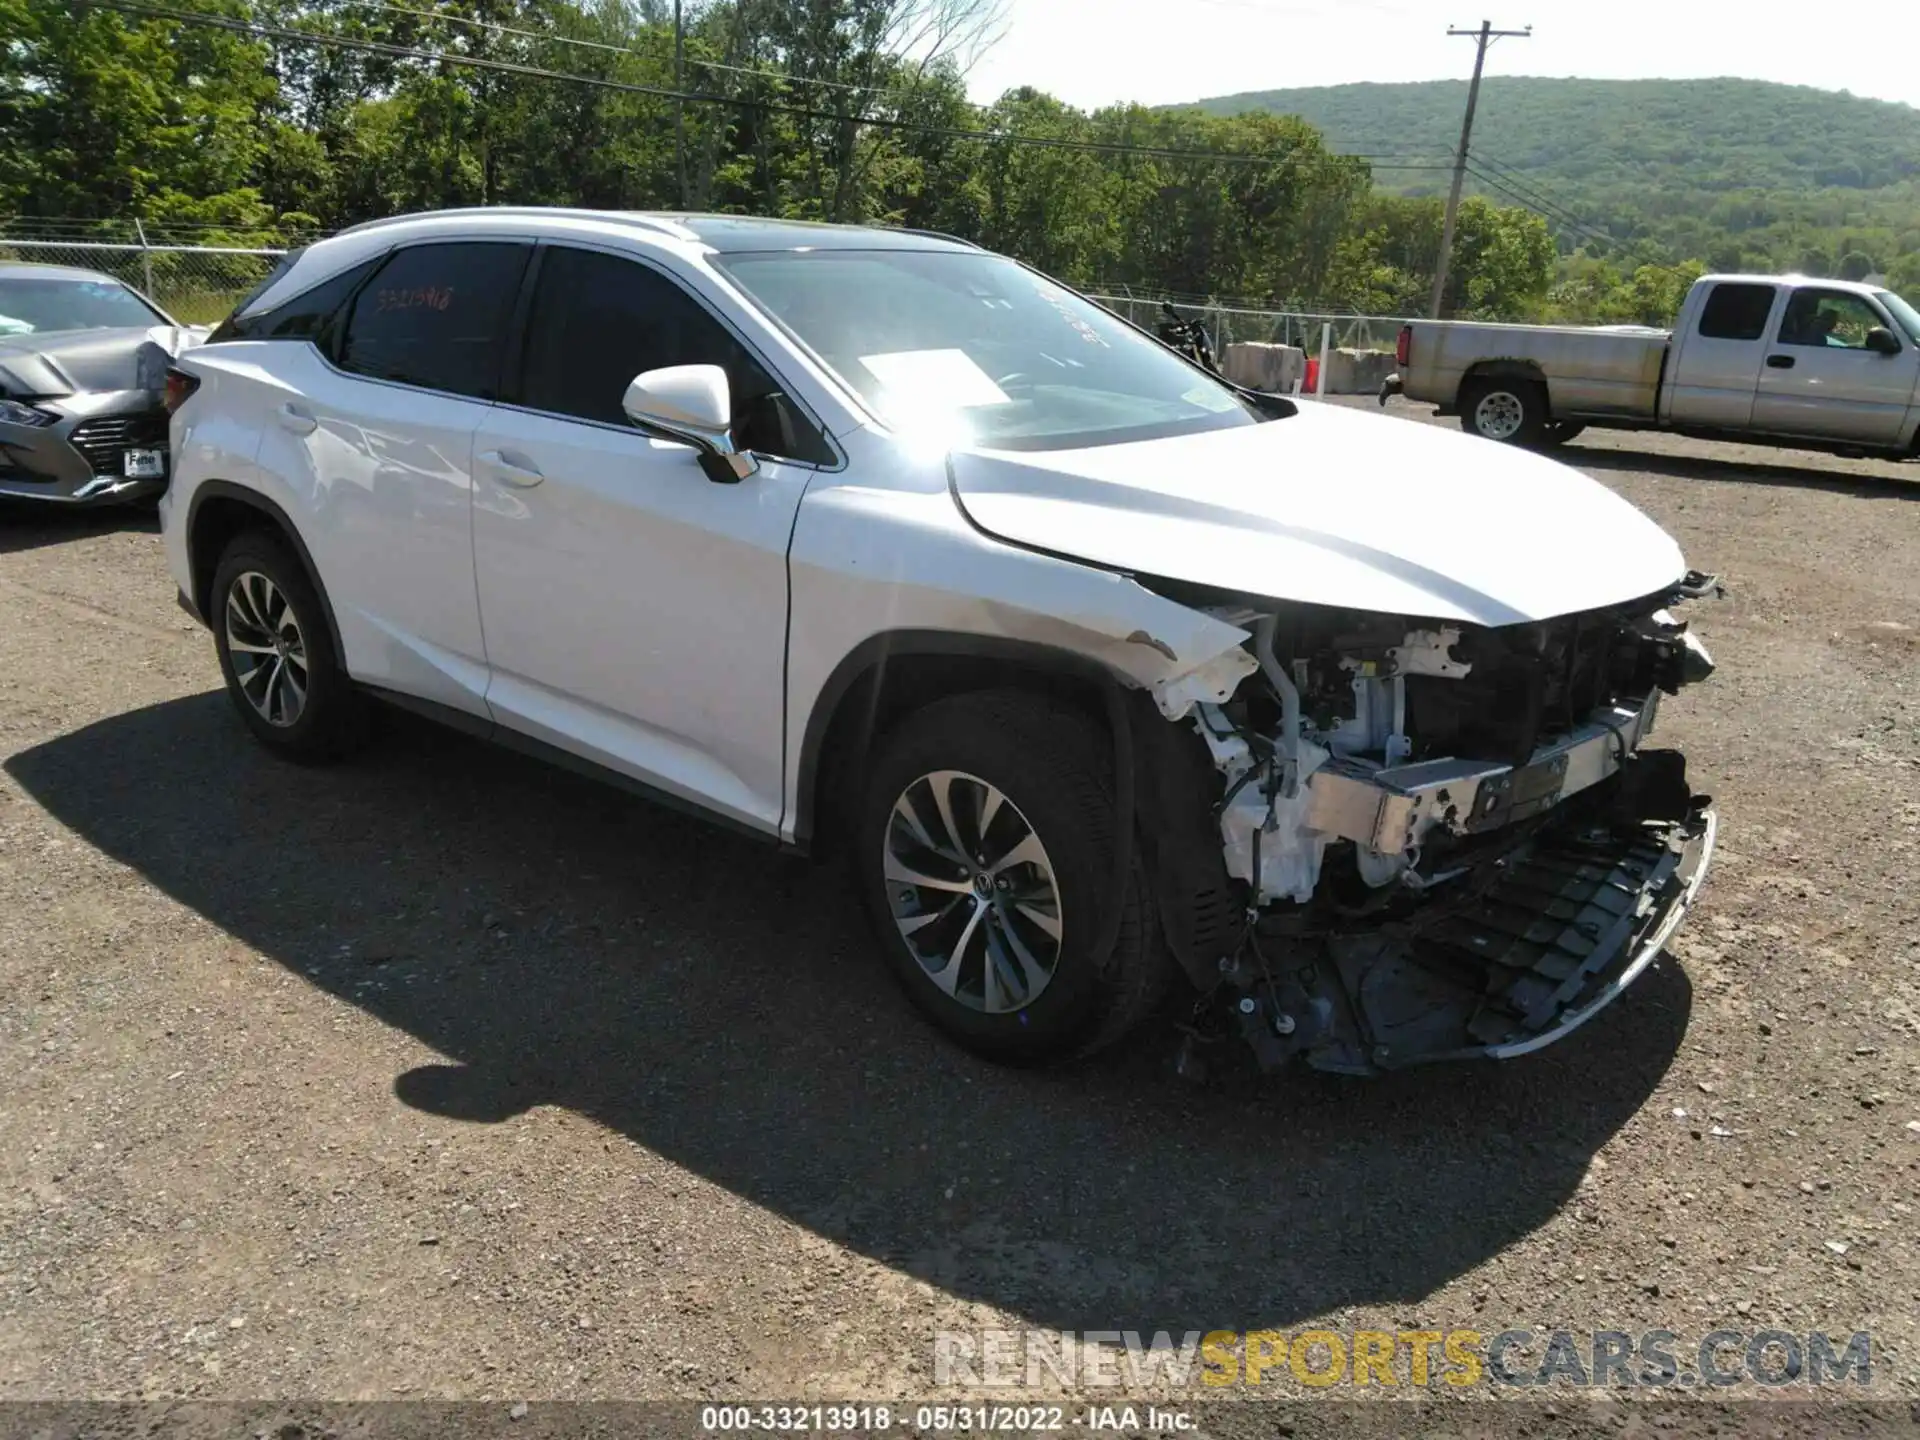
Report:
1155,301,1219,374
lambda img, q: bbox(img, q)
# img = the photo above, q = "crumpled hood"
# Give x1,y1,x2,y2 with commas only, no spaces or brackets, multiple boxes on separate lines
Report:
948,401,1688,626
0,326,196,399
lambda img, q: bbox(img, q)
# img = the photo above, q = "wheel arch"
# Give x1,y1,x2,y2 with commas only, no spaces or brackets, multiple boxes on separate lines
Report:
792,630,1124,855
1458,358,1553,414
185,482,344,661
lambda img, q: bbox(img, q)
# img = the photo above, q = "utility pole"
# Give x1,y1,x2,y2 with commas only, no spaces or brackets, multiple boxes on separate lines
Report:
674,0,687,209
1429,19,1529,318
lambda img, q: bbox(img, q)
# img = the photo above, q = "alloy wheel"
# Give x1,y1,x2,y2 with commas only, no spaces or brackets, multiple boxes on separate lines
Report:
883,769,1064,1014
224,570,309,727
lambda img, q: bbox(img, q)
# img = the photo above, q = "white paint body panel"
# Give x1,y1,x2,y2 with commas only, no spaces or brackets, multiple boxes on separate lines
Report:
470,406,808,832
950,400,1686,626
241,343,494,714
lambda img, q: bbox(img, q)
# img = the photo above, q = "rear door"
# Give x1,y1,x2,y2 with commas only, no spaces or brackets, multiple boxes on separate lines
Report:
469,242,837,833
1662,281,1776,429
1750,287,1920,445
248,239,532,716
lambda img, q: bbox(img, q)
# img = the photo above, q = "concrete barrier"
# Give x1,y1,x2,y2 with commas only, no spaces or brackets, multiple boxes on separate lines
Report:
1222,341,1306,394
1321,347,1397,395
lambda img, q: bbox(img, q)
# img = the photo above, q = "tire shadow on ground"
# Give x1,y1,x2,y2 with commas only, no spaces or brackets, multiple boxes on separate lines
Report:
1569,445,1920,499
6,693,1693,1333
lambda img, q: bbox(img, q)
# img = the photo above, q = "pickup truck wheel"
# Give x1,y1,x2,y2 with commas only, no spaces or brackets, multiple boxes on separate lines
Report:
1461,379,1548,446
1541,420,1586,447
857,690,1167,1065
211,531,369,763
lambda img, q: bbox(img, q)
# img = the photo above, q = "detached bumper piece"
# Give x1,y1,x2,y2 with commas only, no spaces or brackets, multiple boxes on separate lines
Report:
1234,766,1715,1076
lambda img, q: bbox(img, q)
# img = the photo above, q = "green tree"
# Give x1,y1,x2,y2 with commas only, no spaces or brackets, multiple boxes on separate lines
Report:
1838,249,1877,281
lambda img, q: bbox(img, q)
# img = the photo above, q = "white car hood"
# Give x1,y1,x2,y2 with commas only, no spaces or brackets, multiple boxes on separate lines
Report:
948,402,1687,626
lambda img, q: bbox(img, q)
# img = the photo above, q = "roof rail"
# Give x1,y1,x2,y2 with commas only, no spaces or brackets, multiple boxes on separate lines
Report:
885,225,982,249
333,207,696,240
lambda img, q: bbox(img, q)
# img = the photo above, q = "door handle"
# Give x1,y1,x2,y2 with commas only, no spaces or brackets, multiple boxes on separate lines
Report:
1766,354,1796,369
478,449,544,488
276,402,318,435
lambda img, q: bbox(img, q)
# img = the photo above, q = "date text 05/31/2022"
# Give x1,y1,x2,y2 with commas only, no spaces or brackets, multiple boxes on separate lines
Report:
700,1406,1196,1432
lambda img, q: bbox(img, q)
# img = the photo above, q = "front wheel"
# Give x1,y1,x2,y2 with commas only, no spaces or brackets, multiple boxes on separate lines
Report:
855,690,1170,1065
1460,378,1549,446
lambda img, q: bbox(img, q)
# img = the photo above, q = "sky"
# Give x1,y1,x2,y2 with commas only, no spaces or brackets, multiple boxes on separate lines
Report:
963,0,1920,113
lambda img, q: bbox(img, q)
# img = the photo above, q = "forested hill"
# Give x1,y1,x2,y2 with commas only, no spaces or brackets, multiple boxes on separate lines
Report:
1190,77,1920,287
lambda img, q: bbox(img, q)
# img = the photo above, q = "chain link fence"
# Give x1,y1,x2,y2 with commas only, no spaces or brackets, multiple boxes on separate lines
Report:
0,226,291,326
1089,292,1413,357
0,223,1415,352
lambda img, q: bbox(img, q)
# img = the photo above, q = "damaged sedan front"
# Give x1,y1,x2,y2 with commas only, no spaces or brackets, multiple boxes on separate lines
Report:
0,263,202,506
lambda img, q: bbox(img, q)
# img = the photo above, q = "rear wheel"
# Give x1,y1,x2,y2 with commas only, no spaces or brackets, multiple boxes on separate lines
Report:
856,690,1169,1065
1461,378,1549,446
1541,420,1587,447
211,531,368,762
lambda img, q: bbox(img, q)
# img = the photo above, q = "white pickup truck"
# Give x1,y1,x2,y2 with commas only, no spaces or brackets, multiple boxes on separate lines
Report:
1385,273,1920,459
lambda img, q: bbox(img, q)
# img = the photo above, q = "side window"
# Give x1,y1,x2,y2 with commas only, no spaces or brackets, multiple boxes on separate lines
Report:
514,245,834,465
338,242,532,399
1777,290,1886,351
1696,283,1775,342
209,256,381,347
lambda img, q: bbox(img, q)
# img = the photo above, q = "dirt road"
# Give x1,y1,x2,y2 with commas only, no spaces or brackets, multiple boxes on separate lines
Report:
1,401,1915,1405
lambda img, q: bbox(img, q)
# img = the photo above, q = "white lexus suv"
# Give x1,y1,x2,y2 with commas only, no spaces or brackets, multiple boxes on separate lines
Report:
162,207,1718,1076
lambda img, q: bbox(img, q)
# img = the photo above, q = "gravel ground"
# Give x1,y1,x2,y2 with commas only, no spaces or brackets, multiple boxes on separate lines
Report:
0,399,1915,1408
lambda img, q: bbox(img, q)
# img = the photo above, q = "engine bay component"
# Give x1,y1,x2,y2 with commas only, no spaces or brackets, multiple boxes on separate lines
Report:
1166,583,1719,1075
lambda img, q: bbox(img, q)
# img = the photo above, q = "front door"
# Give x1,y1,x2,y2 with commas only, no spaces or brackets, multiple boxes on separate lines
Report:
470,243,837,834
1751,287,1920,445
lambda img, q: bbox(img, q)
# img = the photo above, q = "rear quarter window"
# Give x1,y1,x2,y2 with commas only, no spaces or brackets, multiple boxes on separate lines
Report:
336,242,532,400
208,256,380,348
1696,283,1776,342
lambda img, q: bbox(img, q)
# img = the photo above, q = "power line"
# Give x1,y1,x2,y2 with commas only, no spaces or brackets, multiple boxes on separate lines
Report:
1465,162,1615,248
319,0,895,97
1464,161,1688,276
1464,161,1606,241
85,0,1459,174
1468,152,1605,232
1462,149,1682,273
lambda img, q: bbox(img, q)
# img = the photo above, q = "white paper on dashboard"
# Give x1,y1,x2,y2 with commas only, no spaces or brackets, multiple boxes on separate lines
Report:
859,348,1011,408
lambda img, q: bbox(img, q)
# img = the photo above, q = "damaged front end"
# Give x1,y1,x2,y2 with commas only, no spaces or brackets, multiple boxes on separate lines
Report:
1138,574,1721,1077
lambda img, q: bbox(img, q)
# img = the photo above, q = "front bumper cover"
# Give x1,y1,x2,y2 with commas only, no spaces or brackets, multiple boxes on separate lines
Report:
0,401,170,506
1229,769,1715,1076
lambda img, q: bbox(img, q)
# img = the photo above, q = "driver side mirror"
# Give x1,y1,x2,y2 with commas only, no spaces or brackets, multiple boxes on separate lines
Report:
621,364,760,483
1864,325,1902,357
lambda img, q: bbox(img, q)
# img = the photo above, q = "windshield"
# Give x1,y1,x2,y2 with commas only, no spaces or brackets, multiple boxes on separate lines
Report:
712,249,1258,451
1876,290,1920,344
0,276,167,337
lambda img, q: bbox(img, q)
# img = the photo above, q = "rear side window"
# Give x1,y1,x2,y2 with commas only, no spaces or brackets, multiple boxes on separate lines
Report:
210,256,379,346
338,242,532,400
513,245,834,465
1696,283,1775,341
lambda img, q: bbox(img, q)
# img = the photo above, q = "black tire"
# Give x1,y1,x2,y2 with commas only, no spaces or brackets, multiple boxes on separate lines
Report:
1540,420,1587,448
855,690,1170,1065
1460,377,1549,446
210,529,369,762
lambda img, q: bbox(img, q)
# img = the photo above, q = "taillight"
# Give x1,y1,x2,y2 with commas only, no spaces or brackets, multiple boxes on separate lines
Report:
163,367,200,414
1396,325,1412,368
